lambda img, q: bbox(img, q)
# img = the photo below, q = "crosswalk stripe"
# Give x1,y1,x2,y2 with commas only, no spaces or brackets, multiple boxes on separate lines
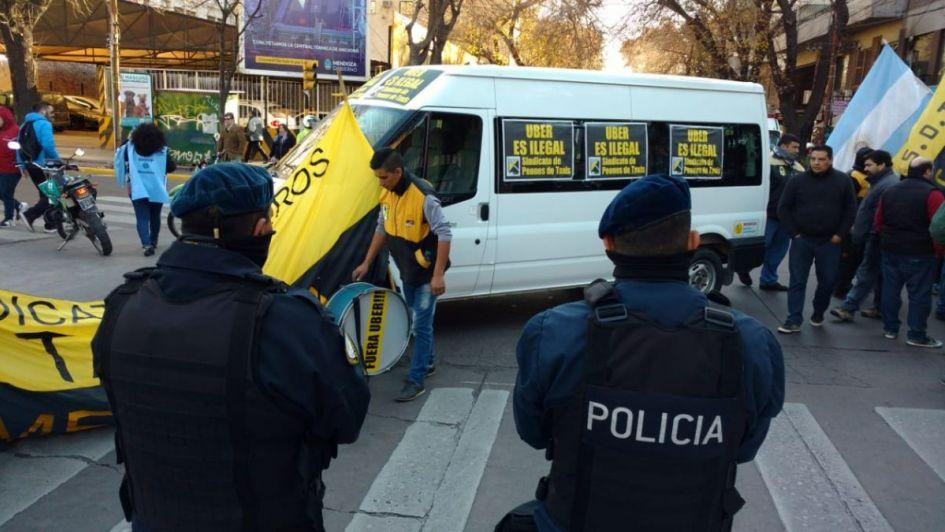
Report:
353,388,474,524
875,407,945,483
755,403,892,532
0,430,113,526
424,389,509,532
348,387,509,531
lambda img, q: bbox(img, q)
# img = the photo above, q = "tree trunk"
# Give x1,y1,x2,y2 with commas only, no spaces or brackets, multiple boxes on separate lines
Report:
218,17,229,129
0,25,40,121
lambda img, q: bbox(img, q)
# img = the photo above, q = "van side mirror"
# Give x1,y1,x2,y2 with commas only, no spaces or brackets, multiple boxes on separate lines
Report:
7,141,20,150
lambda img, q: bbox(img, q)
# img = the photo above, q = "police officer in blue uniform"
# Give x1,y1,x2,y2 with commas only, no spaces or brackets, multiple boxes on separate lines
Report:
92,163,370,531
498,174,785,532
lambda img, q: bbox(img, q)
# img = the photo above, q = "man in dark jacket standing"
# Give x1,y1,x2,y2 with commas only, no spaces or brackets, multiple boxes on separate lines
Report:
777,145,857,333
830,150,898,322
737,133,803,290
874,157,944,348
93,164,370,530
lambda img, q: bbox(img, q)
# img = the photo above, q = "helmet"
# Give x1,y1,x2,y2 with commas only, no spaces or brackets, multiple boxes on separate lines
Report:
304,115,316,128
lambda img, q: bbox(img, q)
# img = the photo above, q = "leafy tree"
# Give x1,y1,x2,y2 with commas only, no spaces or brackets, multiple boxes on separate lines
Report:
453,0,604,68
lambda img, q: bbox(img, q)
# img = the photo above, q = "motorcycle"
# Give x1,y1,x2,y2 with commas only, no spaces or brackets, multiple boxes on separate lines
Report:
9,142,112,256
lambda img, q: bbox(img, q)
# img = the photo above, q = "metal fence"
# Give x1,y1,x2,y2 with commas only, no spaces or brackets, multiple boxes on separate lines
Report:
151,70,359,124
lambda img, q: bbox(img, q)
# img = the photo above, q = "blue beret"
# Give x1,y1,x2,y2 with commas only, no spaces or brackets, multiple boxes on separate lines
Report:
170,163,274,217
598,174,691,238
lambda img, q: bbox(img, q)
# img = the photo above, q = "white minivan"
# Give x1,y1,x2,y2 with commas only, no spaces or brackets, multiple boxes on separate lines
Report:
284,66,769,299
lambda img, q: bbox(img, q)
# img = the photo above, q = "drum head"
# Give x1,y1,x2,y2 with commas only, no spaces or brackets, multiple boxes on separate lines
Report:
328,284,411,376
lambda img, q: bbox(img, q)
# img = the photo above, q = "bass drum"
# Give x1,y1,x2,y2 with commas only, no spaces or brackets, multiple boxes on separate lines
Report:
326,282,411,376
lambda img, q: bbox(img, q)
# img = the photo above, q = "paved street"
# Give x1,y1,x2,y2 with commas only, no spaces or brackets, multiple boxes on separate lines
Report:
1,175,944,531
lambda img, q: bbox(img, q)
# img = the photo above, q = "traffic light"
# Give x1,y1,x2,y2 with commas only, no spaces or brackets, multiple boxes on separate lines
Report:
302,60,318,91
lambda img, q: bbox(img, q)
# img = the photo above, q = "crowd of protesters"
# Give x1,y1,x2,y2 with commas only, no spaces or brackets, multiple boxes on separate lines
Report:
740,135,945,349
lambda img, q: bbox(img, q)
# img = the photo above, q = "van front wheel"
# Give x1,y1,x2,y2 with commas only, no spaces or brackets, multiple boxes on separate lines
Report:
689,249,723,294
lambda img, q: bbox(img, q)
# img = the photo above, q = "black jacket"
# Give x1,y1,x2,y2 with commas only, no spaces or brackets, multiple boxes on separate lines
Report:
777,167,857,239
271,133,296,160
768,153,805,220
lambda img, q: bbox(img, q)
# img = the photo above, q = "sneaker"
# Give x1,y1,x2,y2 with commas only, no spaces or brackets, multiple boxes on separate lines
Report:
759,282,789,292
42,227,57,234
143,245,156,257
809,313,825,327
425,364,436,378
906,336,943,349
0,219,12,228
883,330,898,340
395,381,426,402
737,271,753,286
861,308,883,319
935,310,945,322
829,308,854,322
777,322,801,334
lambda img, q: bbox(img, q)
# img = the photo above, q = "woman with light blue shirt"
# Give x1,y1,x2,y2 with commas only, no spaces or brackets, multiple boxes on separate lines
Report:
115,123,176,256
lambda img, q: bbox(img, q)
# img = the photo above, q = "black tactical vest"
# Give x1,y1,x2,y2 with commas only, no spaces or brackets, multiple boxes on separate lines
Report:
542,281,748,532
880,176,937,256
94,269,322,531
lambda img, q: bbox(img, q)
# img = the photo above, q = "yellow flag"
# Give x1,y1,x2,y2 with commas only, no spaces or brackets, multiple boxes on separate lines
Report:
894,75,945,176
263,102,382,292
0,289,104,392
0,289,112,442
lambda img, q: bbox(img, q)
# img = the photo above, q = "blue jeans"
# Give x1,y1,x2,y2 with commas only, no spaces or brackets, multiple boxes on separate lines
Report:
842,235,882,312
403,282,436,386
937,262,945,314
787,236,842,324
0,172,20,221
881,252,936,340
760,219,792,285
131,198,163,247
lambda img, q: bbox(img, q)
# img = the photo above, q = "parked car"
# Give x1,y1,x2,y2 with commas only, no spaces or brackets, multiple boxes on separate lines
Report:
0,91,71,131
64,95,101,130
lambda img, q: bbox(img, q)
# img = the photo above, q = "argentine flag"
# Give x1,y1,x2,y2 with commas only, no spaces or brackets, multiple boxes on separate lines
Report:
827,45,931,171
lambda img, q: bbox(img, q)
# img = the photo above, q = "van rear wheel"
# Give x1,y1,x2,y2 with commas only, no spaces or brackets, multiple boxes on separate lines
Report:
689,249,723,294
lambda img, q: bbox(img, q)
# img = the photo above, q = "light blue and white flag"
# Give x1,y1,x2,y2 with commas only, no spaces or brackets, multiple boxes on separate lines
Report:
827,45,931,171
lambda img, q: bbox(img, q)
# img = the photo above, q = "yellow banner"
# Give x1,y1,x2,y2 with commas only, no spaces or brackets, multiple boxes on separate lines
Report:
895,76,945,176
263,102,381,285
0,290,104,392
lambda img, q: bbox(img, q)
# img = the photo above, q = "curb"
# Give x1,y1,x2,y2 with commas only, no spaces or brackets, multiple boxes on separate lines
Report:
79,166,190,182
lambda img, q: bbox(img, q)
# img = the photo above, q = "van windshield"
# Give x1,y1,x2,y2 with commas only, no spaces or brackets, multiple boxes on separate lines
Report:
274,103,412,180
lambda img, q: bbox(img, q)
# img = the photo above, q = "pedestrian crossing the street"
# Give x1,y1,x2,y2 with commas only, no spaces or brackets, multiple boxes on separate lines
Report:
2,390,944,531
95,196,169,230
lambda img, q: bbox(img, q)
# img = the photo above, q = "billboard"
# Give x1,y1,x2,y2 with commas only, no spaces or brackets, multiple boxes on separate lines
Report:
242,0,368,80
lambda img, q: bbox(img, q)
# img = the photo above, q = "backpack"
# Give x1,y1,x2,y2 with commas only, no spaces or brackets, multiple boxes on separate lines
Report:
17,120,41,163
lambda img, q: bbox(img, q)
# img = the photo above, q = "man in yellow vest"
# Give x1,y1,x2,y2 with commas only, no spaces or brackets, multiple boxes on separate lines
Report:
353,148,452,402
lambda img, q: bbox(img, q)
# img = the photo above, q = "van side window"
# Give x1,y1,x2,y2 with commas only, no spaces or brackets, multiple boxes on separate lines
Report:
497,118,763,193
393,112,482,206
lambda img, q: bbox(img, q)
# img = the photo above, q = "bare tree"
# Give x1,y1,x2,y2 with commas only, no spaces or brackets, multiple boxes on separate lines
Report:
405,0,465,65
624,0,849,143
210,0,263,125
0,0,89,120
760,0,849,142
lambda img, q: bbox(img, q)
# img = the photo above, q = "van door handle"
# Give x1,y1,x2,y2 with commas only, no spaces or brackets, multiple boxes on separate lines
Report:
478,202,489,221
